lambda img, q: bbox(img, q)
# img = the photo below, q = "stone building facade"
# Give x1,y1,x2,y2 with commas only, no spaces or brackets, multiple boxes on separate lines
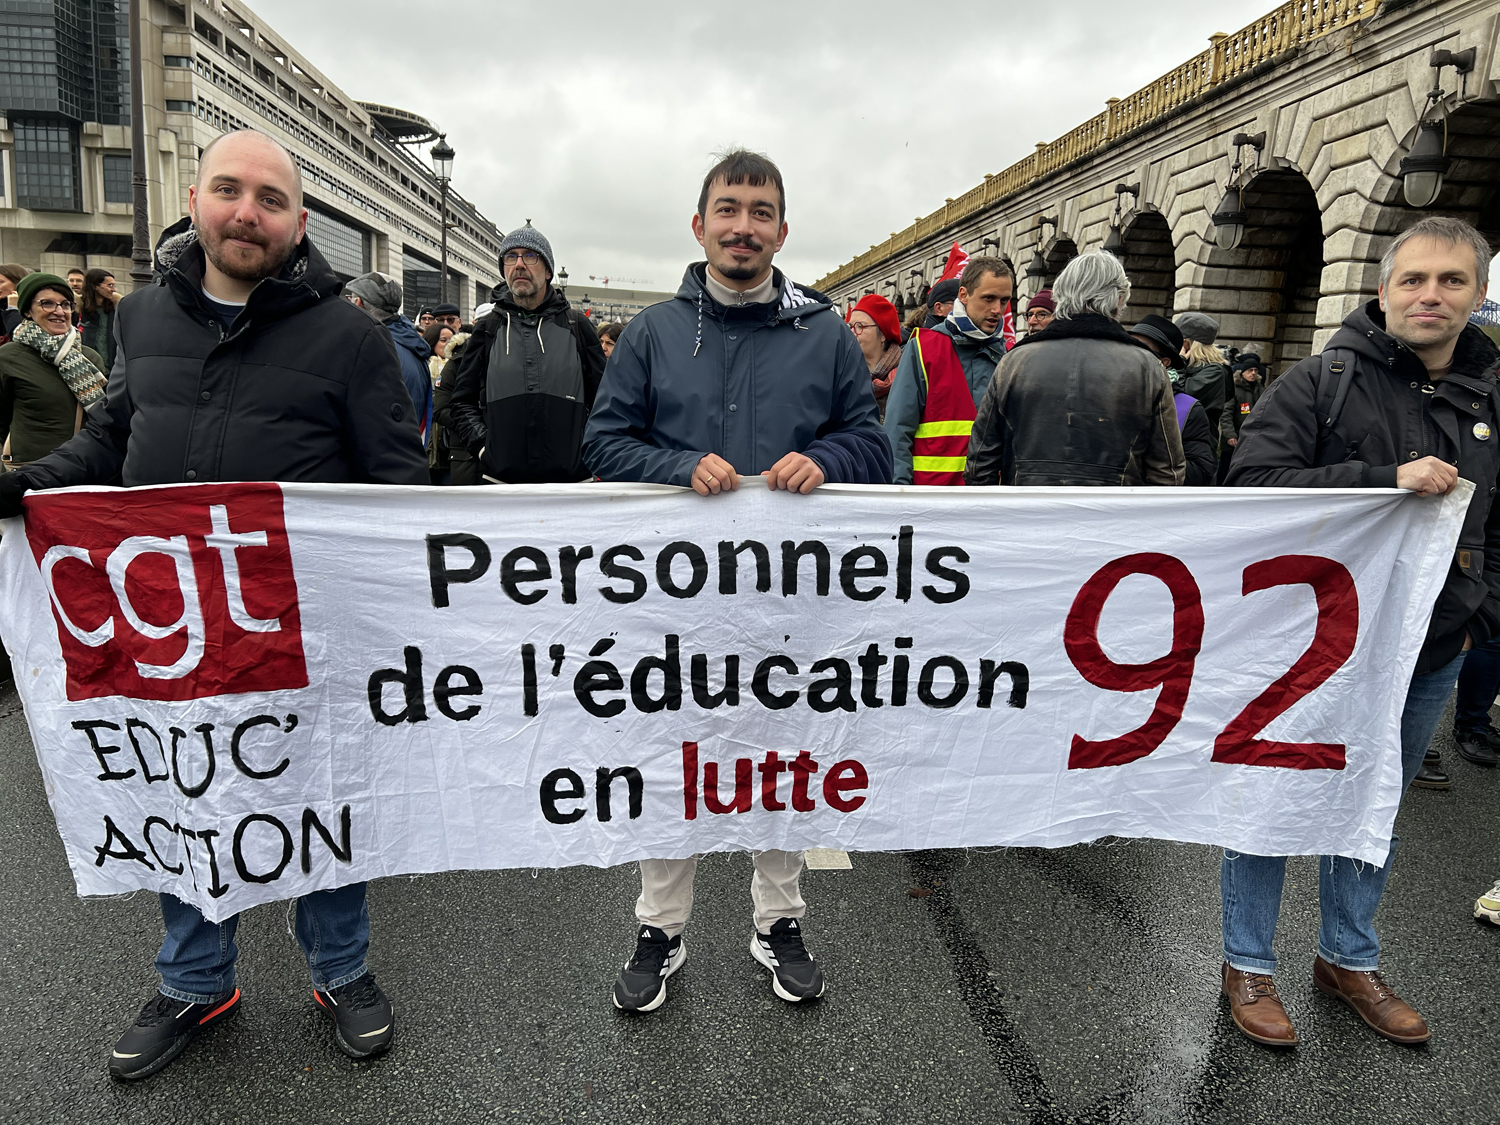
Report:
0,0,502,315
816,0,1500,369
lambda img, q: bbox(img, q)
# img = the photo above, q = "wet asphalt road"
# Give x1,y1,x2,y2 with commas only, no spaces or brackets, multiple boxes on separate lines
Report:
1,676,1497,1125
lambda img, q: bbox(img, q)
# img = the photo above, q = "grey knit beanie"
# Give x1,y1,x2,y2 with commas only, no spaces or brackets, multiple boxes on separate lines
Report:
345,271,403,320
499,221,554,275
1173,311,1220,345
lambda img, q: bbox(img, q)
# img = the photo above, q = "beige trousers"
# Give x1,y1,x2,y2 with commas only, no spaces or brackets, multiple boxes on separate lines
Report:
636,850,805,937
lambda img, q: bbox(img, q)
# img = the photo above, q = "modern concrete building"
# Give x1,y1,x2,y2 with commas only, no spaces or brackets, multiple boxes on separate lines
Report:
0,0,502,316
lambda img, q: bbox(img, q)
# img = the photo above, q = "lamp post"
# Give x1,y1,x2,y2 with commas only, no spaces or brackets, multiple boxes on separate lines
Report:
1399,48,1474,208
1211,133,1264,252
127,0,151,286
430,134,454,306
1103,183,1139,255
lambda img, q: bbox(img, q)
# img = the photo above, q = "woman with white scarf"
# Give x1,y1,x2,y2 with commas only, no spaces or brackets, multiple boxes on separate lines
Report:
0,272,107,470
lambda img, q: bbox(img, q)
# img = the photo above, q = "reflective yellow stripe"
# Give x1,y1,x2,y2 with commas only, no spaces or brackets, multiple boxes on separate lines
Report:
912,456,967,472
914,419,974,439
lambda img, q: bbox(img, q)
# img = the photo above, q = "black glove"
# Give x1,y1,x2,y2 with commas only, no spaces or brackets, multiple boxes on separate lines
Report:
0,472,29,519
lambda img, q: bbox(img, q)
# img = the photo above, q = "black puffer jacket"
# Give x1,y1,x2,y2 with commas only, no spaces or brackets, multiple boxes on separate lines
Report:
1228,300,1500,672
446,283,605,483
965,313,1185,486
14,216,428,490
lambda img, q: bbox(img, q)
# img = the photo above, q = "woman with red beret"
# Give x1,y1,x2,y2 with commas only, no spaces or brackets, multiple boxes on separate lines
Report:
848,293,903,422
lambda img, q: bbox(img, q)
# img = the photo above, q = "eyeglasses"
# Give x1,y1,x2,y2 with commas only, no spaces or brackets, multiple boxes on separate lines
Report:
1024,310,1051,322
503,251,542,266
849,321,877,334
33,298,73,313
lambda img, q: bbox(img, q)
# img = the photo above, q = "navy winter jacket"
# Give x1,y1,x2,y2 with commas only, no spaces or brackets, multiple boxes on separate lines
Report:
386,314,433,447
583,264,892,486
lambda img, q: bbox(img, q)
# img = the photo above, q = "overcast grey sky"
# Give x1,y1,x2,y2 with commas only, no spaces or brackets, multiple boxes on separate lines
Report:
251,0,1279,291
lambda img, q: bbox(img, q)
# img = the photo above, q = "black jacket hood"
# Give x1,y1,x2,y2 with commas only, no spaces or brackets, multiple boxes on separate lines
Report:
1330,298,1500,381
153,215,341,328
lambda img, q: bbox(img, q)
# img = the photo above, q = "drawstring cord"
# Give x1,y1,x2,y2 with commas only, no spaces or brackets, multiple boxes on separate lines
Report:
536,319,546,354
504,312,511,356
693,292,703,356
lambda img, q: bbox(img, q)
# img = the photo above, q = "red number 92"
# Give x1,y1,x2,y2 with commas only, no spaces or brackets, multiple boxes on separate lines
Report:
1064,553,1358,771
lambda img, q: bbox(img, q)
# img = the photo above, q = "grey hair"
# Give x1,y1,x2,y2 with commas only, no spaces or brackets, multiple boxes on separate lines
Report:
1379,216,1491,293
1053,250,1132,320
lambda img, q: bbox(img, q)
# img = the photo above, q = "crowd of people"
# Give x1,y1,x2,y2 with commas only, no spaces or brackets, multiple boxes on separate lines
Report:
0,128,1497,1078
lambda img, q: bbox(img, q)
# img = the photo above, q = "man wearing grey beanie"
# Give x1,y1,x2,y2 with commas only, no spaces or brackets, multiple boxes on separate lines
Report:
347,271,433,452
445,221,605,481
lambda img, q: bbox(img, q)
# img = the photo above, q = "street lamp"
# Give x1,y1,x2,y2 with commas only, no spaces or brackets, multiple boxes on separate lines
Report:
1103,183,1139,255
1211,133,1264,251
127,0,151,286
430,133,455,305
1398,49,1473,208
1026,216,1057,282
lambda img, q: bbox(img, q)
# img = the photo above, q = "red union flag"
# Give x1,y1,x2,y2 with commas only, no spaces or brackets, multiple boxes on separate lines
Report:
938,241,969,282
22,483,307,701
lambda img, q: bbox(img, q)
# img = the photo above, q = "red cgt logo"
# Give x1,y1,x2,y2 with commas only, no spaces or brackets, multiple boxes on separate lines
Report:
23,483,307,701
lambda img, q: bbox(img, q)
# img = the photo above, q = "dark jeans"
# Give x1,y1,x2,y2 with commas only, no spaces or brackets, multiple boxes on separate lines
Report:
156,883,370,1003
1220,652,1464,973
1454,634,1500,731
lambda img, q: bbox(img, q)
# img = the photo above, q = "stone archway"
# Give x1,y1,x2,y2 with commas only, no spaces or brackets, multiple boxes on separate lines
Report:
1119,209,1175,323
1317,97,1500,350
1196,168,1324,373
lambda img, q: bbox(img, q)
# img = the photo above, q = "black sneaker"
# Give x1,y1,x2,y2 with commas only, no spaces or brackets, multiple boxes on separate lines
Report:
314,973,394,1059
108,988,240,1081
750,917,826,1002
613,925,686,1012
1454,726,1500,767
1412,747,1451,790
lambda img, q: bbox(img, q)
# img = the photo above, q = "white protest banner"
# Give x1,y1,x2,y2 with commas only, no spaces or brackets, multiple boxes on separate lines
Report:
0,481,1469,922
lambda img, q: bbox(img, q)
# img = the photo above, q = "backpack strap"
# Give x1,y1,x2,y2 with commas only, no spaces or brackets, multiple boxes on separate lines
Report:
1313,348,1358,438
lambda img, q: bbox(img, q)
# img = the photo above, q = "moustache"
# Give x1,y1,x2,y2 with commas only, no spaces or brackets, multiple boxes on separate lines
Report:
719,236,763,252
221,224,268,248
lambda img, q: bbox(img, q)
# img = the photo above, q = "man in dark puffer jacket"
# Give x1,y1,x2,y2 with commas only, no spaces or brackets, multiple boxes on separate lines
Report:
0,128,423,1081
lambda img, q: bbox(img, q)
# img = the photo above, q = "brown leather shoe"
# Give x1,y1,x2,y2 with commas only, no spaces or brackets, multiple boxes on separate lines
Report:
1312,956,1431,1044
1221,963,1298,1046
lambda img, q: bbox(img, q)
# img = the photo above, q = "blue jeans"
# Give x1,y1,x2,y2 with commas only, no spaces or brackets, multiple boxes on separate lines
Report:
1453,634,1500,731
1220,652,1464,974
156,883,371,1003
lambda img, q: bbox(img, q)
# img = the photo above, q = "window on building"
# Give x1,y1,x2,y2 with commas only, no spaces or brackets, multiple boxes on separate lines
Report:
277,77,295,101
165,100,195,112
253,60,273,86
194,16,222,48
225,41,250,67
306,205,370,281
402,248,442,315
102,153,132,204
164,54,193,67
14,117,82,212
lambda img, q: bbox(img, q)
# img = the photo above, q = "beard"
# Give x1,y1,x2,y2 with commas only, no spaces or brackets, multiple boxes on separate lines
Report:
715,236,765,281
508,272,539,296
200,222,297,282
